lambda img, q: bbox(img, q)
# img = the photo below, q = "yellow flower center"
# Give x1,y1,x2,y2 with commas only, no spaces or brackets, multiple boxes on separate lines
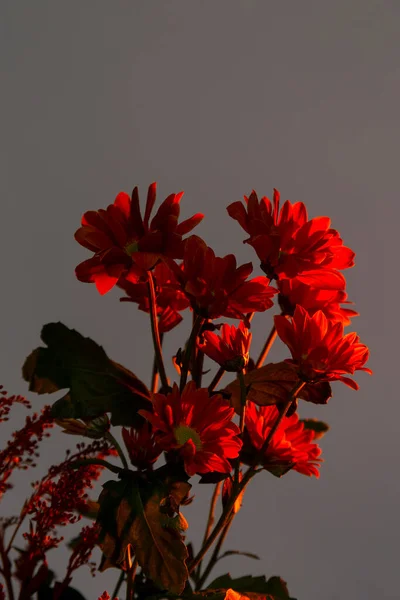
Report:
174,425,202,450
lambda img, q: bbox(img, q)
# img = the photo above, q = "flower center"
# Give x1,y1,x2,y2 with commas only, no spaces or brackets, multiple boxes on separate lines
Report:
125,240,139,255
174,425,202,450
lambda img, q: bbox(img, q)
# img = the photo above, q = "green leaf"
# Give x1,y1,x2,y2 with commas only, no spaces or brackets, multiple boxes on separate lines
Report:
97,472,191,594
206,574,296,600
300,419,330,440
22,322,152,426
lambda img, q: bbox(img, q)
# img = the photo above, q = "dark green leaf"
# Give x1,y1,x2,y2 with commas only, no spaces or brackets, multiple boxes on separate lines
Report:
22,322,152,426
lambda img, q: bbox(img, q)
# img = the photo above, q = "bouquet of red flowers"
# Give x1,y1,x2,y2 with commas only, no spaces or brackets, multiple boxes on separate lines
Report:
0,183,371,600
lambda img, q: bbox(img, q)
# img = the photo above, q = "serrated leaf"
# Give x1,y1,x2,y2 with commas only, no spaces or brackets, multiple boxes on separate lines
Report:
300,419,330,440
97,472,191,594
22,322,152,426
225,362,331,413
206,574,295,600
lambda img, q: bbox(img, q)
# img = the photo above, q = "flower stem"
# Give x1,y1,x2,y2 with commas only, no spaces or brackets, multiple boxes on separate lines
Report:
69,457,123,475
189,380,306,576
255,325,277,368
126,557,138,600
208,366,225,393
180,315,204,392
112,570,125,598
151,333,164,393
147,272,169,390
188,467,255,574
196,513,233,590
257,380,306,459
196,482,222,580
105,432,129,470
234,370,247,488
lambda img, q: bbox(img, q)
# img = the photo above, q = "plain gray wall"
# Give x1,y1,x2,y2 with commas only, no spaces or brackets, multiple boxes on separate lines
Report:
1,2,395,599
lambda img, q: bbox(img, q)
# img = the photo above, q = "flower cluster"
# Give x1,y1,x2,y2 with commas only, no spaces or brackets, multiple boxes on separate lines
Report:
0,180,372,600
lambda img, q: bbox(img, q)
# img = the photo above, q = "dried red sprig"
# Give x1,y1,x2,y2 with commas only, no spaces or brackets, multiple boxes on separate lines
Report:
0,385,31,423
14,441,116,588
75,182,203,294
170,235,277,321
242,401,323,477
54,523,100,599
140,382,242,476
0,406,53,500
199,321,252,372
274,305,372,389
227,189,354,284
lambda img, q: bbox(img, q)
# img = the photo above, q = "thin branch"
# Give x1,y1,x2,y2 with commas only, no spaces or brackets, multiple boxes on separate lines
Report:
180,315,204,391
105,432,129,470
147,272,169,390
255,325,277,368
208,366,225,393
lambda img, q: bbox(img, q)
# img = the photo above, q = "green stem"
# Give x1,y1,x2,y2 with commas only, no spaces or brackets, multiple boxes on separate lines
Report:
106,432,129,470
112,570,125,598
234,370,247,488
188,466,255,574
196,513,233,590
147,272,169,390
189,380,306,575
151,333,164,393
257,380,306,460
126,558,138,600
208,366,225,393
69,458,123,475
255,324,277,368
180,315,205,391
196,481,222,581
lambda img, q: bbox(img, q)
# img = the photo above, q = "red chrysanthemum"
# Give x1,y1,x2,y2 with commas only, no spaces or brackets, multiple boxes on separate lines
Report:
198,321,252,372
170,235,277,320
139,382,242,477
118,261,190,332
274,305,372,389
75,183,203,294
242,401,322,477
278,278,358,325
121,422,162,470
227,189,355,284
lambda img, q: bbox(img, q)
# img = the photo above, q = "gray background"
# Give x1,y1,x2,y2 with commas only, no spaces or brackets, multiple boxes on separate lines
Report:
0,2,396,599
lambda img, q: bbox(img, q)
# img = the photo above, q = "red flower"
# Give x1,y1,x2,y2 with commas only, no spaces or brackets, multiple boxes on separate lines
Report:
242,401,322,477
199,321,252,372
122,422,162,470
118,261,190,332
139,382,242,476
274,305,372,389
227,189,355,283
171,235,277,320
75,183,203,294
278,278,358,325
